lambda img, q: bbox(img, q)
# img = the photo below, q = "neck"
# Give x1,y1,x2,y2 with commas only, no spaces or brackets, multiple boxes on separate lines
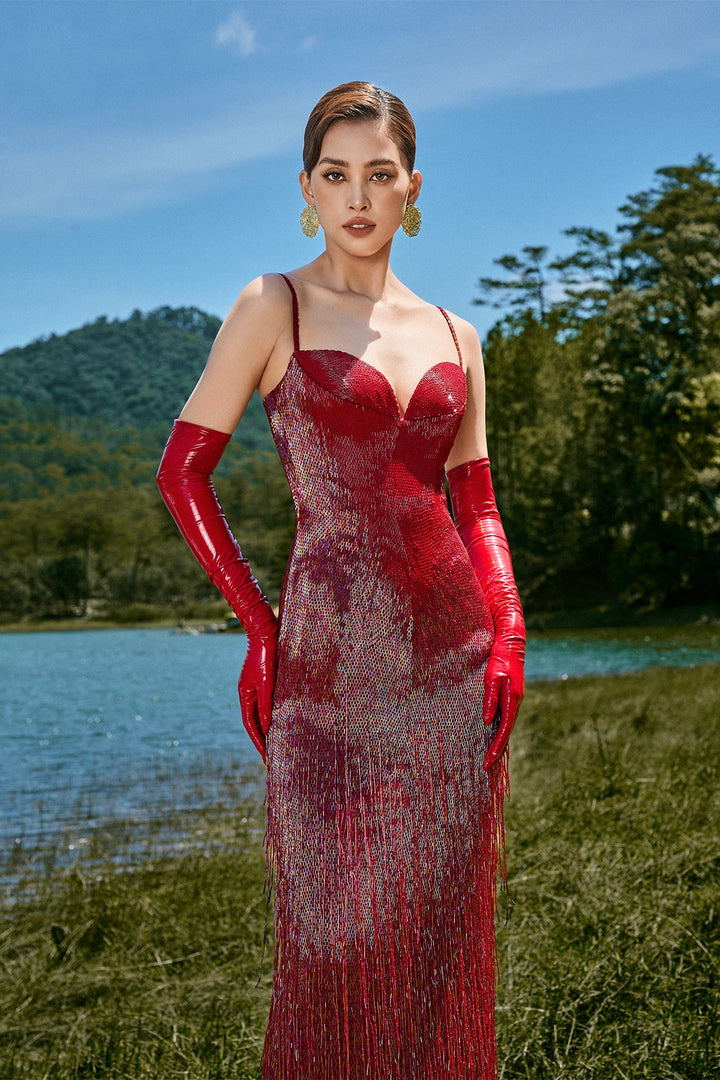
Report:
310,240,399,301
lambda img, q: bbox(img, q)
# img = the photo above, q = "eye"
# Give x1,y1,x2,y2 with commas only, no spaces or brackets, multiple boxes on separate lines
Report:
371,171,393,182
322,170,344,182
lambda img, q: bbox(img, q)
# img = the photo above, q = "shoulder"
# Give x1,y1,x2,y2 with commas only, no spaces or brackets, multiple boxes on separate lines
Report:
215,273,293,346
440,309,483,367
201,273,294,373
229,272,293,318
400,283,483,367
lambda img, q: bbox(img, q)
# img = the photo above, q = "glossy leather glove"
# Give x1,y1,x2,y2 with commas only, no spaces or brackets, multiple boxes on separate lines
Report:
157,419,278,762
447,456,525,770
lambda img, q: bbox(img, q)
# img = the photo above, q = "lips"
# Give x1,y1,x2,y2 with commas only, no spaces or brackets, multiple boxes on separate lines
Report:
343,217,375,236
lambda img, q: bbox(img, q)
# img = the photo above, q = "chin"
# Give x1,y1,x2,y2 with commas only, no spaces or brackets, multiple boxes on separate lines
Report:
334,232,394,255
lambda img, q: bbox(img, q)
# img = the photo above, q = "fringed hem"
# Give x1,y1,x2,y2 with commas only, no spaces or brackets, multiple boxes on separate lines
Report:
257,729,509,1080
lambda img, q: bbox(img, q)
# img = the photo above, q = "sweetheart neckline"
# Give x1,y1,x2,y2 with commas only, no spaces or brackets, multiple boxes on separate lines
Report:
291,348,464,421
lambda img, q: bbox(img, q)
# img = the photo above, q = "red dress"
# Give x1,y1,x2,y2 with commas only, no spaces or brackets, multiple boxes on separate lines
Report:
260,274,507,1079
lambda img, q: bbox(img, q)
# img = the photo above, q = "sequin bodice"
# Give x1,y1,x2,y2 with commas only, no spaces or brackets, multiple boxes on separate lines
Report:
262,277,492,674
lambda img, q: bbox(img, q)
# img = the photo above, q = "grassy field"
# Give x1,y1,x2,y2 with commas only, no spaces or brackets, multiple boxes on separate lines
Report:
1,662,718,1078
496,663,718,1078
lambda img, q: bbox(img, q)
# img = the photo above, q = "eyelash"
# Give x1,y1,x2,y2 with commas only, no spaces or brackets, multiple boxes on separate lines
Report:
321,170,394,183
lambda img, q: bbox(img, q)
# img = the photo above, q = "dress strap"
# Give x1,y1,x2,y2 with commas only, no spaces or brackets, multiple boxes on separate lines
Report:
280,273,301,353
437,307,464,370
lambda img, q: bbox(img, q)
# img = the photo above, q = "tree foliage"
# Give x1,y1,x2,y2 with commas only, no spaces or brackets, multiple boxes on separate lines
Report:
1,161,718,622
478,155,720,612
0,307,289,621
0,306,273,451
0,457,294,621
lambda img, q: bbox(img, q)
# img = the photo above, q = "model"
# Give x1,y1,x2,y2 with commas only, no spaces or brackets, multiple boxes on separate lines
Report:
157,81,525,1080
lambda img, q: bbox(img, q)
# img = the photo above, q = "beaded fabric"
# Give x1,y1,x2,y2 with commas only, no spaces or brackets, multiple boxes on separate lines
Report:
260,274,508,1079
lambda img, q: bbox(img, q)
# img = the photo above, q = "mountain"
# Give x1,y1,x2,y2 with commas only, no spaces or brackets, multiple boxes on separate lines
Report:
0,308,293,619
0,306,274,453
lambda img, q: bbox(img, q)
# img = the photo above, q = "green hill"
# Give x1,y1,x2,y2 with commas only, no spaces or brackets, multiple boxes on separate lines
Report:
0,308,292,623
0,306,273,453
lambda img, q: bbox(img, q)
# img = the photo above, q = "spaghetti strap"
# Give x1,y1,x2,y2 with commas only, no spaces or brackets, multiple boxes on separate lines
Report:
280,274,300,353
437,307,463,370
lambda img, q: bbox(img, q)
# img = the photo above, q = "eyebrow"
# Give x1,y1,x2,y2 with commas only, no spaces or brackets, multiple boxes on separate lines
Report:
317,157,399,168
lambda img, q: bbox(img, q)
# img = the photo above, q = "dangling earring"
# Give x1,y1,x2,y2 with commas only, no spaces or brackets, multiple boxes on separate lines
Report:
402,203,421,237
300,204,319,238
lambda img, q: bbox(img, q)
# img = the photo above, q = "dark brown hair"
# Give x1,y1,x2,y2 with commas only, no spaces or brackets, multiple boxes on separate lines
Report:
303,82,416,175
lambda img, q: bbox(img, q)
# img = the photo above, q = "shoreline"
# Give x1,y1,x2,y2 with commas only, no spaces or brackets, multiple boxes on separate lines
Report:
0,617,183,633
2,603,719,636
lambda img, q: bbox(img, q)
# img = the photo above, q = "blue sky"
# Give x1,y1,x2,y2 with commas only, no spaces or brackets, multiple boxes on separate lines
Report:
2,0,719,354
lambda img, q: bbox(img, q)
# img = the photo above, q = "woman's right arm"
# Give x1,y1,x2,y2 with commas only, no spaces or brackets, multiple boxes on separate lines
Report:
179,272,293,432
156,274,292,763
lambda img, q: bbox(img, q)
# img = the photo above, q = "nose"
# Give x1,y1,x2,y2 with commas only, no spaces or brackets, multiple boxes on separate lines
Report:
348,181,370,212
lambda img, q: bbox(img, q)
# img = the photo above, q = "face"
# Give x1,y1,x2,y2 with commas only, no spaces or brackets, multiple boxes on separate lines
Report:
300,119,421,254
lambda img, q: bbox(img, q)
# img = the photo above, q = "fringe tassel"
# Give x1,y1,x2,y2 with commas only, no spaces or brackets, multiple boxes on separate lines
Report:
258,692,509,1080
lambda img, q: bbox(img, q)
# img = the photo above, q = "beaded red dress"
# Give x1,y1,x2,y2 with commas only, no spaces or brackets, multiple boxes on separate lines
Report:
260,275,507,1080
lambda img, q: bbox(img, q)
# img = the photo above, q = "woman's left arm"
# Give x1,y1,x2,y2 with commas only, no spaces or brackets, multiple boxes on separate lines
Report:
444,320,489,471
445,319,526,770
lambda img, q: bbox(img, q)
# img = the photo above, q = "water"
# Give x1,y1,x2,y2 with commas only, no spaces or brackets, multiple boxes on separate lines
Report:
1,626,718,864
524,632,720,681
1,629,257,845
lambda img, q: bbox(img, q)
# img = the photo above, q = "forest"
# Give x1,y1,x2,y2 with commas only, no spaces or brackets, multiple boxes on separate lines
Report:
0,155,718,624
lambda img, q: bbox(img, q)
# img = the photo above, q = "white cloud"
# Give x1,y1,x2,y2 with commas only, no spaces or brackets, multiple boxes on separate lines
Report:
393,1,720,112
215,10,259,58
4,1,719,227
0,105,303,224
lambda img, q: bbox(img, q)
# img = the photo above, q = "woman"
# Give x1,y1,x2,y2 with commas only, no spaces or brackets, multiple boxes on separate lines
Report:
157,82,525,1080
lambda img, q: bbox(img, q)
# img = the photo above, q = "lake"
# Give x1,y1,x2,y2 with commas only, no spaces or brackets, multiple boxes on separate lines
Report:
2,626,718,869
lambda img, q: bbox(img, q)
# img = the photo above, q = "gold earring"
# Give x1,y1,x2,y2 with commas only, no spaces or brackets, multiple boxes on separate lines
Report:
402,203,421,237
300,204,319,238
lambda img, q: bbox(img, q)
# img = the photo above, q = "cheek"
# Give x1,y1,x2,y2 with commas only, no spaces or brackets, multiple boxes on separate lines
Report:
391,180,411,202
315,188,343,213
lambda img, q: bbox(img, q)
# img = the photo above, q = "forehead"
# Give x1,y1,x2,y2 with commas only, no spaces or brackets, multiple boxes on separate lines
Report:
318,119,404,164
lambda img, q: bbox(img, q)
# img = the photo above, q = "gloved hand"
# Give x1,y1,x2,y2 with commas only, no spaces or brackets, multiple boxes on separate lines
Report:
157,419,278,762
447,456,525,770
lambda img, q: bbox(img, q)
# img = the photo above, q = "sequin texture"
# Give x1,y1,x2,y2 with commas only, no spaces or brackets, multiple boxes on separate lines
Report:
259,276,508,1079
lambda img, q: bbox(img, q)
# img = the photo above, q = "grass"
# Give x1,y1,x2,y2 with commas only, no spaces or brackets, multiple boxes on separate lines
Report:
524,601,720,631
1,809,272,1079
497,662,719,1078
1,662,718,1078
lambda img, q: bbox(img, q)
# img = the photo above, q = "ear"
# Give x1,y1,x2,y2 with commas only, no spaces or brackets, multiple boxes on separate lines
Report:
408,169,422,205
299,170,314,204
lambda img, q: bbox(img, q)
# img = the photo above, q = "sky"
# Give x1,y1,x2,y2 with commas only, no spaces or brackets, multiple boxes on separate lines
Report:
2,0,720,354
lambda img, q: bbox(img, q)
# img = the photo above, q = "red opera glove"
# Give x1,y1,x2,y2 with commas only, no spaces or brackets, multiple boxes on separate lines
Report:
157,419,278,762
447,457,525,770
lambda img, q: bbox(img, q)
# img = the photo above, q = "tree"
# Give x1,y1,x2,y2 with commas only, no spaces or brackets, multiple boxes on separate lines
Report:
476,156,720,611
475,246,551,322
